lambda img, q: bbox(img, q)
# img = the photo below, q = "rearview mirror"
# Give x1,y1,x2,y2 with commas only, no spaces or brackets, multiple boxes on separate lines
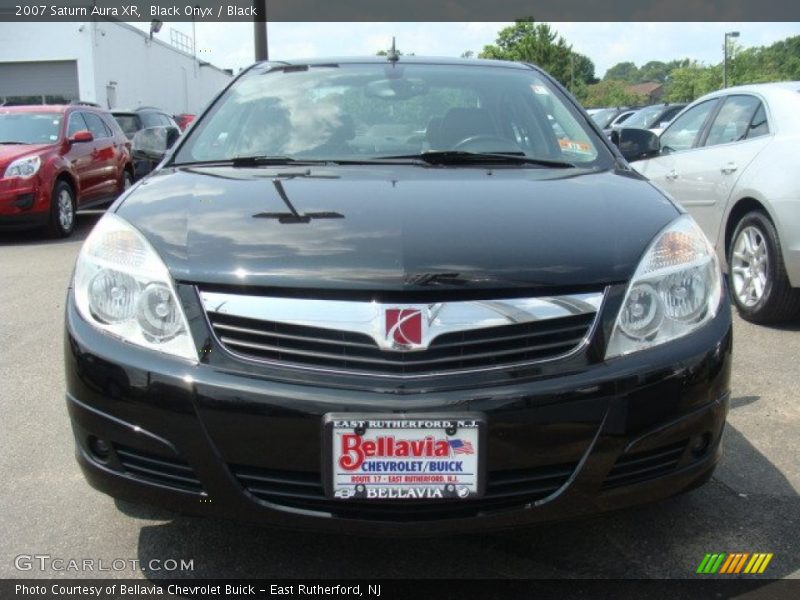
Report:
613,128,660,162
69,130,93,144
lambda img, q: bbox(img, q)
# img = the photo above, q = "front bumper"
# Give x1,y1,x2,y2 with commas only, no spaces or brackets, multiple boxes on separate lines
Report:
65,287,732,534
0,176,48,230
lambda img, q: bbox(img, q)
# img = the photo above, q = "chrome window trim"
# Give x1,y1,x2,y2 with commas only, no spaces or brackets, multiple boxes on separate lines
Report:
199,288,607,379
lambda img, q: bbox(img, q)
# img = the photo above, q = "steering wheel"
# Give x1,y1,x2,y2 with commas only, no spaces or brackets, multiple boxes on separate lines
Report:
452,134,519,152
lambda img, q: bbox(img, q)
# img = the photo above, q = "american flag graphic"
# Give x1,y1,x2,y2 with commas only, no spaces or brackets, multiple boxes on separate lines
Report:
449,439,475,455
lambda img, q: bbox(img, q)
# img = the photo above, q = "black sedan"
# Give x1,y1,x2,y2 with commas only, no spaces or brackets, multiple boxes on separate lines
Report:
65,57,731,534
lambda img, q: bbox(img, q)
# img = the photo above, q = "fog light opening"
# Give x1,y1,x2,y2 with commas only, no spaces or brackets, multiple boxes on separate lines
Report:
88,436,111,461
691,432,712,458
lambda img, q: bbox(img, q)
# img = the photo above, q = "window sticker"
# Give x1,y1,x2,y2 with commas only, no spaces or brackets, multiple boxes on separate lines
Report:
558,139,593,154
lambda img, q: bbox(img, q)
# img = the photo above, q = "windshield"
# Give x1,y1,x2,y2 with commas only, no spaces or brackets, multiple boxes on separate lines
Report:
174,63,610,167
622,106,664,130
0,112,62,144
590,109,619,129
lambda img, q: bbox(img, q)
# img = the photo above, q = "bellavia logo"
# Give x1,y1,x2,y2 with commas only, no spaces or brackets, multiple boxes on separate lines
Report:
696,552,773,574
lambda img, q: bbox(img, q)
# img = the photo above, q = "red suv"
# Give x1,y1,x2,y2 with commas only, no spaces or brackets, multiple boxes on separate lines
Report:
0,104,133,237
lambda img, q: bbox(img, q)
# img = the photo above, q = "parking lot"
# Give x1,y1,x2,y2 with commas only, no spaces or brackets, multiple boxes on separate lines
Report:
1,211,798,580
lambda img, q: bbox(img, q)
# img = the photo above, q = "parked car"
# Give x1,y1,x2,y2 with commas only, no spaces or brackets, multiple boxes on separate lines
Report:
66,57,731,533
174,113,196,131
619,82,800,323
613,103,687,137
605,108,638,132
0,104,133,237
590,107,629,130
111,107,181,179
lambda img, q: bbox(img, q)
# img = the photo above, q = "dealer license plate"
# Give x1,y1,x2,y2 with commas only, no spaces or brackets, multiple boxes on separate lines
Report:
324,414,484,501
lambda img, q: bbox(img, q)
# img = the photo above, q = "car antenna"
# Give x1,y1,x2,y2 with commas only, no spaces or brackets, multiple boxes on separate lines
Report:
387,37,400,63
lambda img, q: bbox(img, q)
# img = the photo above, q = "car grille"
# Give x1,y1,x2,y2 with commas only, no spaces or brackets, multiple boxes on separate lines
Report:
231,463,575,521
603,440,687,489
207,311,596,376
114,444,204,493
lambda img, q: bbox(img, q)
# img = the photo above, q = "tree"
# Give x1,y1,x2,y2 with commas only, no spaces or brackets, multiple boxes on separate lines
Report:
479,20,595,91
663,63,722,102
638,61,671,83
376,48,414,57
603,62,639,83
580,80,646,108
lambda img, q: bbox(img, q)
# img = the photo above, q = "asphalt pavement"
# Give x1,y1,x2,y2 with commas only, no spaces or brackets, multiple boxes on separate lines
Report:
1,212,798,580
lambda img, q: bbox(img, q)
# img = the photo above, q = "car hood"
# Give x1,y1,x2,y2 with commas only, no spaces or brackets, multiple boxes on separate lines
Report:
115,165,678,291
0,143,51,171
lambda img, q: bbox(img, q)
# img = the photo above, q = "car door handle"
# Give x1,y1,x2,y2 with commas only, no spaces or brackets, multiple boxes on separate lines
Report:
721,162,738,174
665,169,678,180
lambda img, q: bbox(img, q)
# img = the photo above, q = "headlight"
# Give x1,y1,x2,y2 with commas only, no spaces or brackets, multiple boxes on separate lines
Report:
605,214,722,358
73,213,197,362
4,155,41,178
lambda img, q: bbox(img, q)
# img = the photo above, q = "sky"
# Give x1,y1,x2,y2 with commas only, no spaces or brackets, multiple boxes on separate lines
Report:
134,22,800,79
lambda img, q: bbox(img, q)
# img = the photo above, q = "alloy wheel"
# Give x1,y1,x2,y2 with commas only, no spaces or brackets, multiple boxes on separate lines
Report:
58,189,75,231
731,225,768,307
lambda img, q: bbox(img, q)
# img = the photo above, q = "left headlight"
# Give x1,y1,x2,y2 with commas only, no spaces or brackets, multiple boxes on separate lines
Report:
605,214,723,359
4,155,41,179
73,213,198,362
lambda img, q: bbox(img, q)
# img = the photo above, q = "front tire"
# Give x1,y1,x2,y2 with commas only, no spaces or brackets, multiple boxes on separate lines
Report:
47,180,76,238
728,210,800,323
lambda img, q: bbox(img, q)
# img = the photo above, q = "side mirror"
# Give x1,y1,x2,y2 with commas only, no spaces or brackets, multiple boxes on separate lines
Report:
613,128,660,162
69,130,94,144
131,127,170,161
166,127,180,149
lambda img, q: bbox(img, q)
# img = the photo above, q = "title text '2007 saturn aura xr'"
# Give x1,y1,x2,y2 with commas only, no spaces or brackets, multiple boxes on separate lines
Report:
65,57,731,533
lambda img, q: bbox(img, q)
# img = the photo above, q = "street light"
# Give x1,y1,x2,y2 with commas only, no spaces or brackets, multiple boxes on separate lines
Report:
723,31,740,88
253,0,268,61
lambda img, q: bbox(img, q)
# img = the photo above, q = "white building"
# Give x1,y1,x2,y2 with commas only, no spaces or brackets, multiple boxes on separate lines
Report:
0,21,233,114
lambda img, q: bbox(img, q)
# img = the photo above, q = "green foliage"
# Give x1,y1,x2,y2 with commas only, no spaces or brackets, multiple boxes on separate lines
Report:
375,30,800,106
604,60,688,84
604,62,639,83
663,63,722,102
579,80,647,108
478,20,596,91
730,36,800,84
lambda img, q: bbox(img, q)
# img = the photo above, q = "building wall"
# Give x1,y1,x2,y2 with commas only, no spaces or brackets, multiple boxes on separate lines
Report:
0,23,96,101
90,21,232,114
0,21,232,114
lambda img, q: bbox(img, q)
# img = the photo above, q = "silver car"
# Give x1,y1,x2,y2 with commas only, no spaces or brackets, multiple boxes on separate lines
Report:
631,82,800,323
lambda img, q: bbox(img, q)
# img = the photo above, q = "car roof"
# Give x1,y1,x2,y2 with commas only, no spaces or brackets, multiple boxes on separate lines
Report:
681,81,800,133
250,56,533,71
0,105,69,113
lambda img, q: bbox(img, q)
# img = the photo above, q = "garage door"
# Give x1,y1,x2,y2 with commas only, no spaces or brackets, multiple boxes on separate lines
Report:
0,60,79,105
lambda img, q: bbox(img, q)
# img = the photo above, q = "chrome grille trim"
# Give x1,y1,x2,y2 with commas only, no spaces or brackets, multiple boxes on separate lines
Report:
199,289,606,378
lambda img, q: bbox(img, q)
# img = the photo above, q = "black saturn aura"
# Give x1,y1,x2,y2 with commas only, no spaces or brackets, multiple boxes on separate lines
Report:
65,56,731,533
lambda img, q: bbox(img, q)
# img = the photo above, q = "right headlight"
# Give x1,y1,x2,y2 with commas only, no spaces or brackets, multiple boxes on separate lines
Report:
605,214,722,359
73,213,197,362
4,155,41,179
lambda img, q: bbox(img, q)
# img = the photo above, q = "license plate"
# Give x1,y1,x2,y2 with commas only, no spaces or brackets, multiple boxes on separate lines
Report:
324,414,485,501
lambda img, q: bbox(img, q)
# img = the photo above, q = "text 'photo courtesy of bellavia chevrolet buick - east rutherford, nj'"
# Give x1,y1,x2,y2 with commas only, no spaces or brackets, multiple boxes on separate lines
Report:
2,8,800,588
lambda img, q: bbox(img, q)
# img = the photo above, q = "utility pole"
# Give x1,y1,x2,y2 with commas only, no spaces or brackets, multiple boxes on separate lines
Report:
723,31,740,88
254,0,268,61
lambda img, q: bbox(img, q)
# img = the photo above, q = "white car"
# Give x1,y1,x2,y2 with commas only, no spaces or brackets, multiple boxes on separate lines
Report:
629,82,800,323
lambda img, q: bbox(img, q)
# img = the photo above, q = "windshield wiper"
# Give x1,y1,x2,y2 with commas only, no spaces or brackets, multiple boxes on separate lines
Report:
231,155,323,167
0,141,27,145
378,151,575,168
